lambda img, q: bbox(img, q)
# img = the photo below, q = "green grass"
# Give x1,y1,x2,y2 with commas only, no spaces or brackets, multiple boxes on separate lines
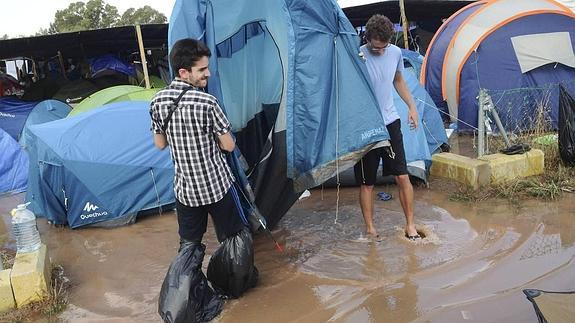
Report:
0,264,69,322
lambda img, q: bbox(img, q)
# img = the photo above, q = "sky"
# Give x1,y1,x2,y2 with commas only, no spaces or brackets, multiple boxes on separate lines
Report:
0,0,372,38
0,0,176,38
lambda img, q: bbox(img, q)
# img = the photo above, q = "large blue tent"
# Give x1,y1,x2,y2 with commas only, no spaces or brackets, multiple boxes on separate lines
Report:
26,101,174,228
169,0,391,228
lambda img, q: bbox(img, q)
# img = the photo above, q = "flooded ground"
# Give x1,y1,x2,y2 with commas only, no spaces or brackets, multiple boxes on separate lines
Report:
1,179,573,322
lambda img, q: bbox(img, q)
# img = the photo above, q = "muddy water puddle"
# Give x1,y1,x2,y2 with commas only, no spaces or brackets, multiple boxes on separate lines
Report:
1,184,574,322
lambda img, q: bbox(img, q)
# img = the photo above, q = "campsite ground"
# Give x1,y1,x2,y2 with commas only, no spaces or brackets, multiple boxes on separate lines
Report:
0,137,574,322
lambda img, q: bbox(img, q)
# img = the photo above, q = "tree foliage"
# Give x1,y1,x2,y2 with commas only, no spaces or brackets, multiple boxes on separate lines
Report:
47,0,166,34
1,34,8,40
118,6,167,26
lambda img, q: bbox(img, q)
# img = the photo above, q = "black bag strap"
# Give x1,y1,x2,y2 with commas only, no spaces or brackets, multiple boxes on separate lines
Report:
161,86,194,133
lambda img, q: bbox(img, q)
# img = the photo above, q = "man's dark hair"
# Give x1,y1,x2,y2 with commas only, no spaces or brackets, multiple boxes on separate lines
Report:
169,38,211,72
364,14,395,42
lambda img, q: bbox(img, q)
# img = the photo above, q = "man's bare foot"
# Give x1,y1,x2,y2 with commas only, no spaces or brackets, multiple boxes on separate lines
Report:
405,226,421,241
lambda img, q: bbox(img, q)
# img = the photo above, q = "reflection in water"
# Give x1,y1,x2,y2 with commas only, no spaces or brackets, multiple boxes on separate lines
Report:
0,185,574,322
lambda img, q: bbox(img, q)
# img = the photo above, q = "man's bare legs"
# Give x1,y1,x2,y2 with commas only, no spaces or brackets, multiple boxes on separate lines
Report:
395,174,417,237
359,184,377,236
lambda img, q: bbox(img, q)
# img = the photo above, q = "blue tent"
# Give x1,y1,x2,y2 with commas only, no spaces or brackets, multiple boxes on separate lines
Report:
323,49,448,185
0,97,71,143
422,0,575,131
26,101,174,228
19,100,71,149
0,128,28,194
0,97,36,140
400,51,448,179
169,0,391,228
0,98,71,194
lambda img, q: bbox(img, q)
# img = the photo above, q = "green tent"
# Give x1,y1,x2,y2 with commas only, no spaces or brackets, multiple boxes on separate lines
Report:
68,85,159,117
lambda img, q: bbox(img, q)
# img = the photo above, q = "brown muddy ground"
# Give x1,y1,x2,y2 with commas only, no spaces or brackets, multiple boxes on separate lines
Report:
1,179,574,322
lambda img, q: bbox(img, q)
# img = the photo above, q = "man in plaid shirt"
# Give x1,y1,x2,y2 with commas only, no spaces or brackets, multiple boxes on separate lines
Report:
150,38,244,245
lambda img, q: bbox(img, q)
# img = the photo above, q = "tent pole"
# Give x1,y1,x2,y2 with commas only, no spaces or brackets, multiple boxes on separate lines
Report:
478,89,486,157
399,0,409,49
135,25,151,89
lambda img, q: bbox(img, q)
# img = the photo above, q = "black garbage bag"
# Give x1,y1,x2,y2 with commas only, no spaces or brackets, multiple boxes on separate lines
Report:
207,228,259,298
559,85,575,166
158,242,223,323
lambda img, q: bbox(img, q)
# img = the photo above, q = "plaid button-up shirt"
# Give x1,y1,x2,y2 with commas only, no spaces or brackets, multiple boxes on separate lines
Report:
150,79,234,207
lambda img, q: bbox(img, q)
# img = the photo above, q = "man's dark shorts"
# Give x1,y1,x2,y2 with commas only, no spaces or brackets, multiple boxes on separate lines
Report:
354,119,408,186
176,187,245,243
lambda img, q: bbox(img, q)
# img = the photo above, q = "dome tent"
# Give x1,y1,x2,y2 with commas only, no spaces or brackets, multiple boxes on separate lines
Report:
25,101,174,228
421,0,575,130
68,85,159,117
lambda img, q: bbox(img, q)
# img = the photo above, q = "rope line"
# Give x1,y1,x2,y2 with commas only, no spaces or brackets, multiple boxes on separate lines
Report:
150,168,162,216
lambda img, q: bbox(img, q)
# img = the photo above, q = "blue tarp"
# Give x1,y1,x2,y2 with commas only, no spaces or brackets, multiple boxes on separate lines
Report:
0,128,28,194
26,101,174,228
169,0,390,228
90,54,135,77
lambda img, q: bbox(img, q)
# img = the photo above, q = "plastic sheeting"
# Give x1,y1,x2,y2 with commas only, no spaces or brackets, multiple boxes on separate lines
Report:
90,54,135,77
158,242,223,323
207,228,258,298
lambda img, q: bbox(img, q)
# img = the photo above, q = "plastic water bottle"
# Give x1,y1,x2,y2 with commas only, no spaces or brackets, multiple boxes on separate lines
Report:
11,203,42,253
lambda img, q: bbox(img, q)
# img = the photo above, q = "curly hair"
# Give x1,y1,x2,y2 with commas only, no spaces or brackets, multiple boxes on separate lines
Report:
364,14,394,42
170,38,211,73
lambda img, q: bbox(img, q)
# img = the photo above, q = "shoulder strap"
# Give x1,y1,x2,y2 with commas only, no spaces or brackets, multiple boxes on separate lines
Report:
161,86,194,133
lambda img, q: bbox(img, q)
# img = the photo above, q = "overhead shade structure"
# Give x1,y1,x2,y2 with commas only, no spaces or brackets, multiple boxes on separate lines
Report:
169,0,390,228
26,101,174,228
339,0,477,27
421,0,575,130
0,24,169,60
69,85,159,117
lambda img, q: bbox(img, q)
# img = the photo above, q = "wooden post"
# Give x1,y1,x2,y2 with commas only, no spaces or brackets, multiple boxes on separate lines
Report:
135,25,151,89
57,51,68,81
399,0,409,49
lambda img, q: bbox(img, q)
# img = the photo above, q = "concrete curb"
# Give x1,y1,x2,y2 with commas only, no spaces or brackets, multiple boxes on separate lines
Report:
0,243,52,313
431,149,545,188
